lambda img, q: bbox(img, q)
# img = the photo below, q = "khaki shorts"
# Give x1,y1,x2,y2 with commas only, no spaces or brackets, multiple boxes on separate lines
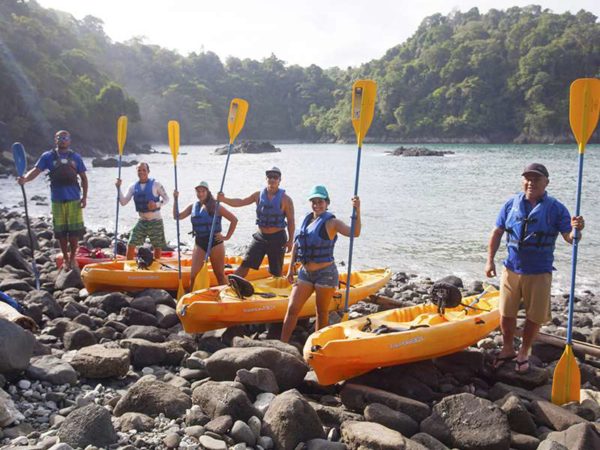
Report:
499,268,552,325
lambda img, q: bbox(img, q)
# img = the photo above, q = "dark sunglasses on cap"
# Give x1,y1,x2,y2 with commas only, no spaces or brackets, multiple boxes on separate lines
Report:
266,173,280,179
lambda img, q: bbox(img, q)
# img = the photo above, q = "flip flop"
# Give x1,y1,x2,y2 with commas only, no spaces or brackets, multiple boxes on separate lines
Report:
515,359,530,374
491,353,516,370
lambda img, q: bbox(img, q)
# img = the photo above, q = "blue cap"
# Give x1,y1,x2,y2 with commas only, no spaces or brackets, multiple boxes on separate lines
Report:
307,185,329,201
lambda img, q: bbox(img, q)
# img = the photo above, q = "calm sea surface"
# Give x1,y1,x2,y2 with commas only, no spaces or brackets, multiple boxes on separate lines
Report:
3,143,599,293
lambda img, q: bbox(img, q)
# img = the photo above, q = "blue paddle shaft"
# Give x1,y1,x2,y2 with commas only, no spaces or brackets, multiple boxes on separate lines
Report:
344,145,362,313
205,143,234,262
566,152,584,345
174,164,182,280
113,155,123,258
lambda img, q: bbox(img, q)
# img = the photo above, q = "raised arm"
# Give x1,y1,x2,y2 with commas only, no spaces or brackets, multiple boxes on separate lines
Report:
561,216,585,245
116,181,134,206
17,167,42,185
329,197,361,238
172,191,192,220
217,191,259,207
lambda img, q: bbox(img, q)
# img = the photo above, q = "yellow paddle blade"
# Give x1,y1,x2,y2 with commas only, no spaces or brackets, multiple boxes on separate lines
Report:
228,98,249,144
569,78,600,154
117,116,128,155
177,280,185,301
551,344,581,405
351,79,377,147
193,264,210,291
168,120,180,162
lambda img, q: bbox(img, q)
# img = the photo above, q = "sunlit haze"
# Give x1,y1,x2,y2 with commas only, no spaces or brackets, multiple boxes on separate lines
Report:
36,0,600,68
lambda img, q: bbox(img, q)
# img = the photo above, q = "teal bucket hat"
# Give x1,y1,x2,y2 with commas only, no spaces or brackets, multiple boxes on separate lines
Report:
307,185,330,201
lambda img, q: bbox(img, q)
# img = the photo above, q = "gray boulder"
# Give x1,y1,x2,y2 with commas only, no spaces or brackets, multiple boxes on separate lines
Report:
117,412,155,432
496,393,537,436
0,244,33,272
1,387,25,426
24,290,62,318
410,433,449,450
57,404,117,448
340,421,427,450
84,292,129,314
55,268,84,290
364,402,419,437
340,383,430,422
192,380,258,421
123,325,165,342
70,345,130,378
530,400,586,431
420,393,510,450
26,355,77,385
232,337,303,358
63,327,97,350
0,318,35,374
113,379,191,418
122,306,158,326
235,367,279,395
130,295,157,314
156,304,179,328
206,347,308,391
544,422,600,450
262,390,324,450
119,338,167,367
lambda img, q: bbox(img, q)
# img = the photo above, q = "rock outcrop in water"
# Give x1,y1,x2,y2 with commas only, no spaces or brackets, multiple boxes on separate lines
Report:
91,157,138,168
388,146,454,156
0,207,599,449
214,141,281,155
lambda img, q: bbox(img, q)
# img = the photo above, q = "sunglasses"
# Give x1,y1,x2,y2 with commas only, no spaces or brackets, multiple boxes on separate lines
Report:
266,174,280,179
56,135,70,142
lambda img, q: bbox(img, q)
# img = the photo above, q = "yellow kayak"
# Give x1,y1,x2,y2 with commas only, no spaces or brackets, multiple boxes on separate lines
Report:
177,268,392,333
82,254,290,293
304,288,500,385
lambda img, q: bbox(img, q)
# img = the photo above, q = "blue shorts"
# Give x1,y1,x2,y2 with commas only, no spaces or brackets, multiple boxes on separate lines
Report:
297,264,339,289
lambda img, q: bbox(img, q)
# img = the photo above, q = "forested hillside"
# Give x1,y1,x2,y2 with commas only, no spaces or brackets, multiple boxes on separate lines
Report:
0,1,598,154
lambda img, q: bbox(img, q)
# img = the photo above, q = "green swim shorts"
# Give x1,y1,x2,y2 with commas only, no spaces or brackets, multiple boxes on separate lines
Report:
52,200,85,239
128,219,167,248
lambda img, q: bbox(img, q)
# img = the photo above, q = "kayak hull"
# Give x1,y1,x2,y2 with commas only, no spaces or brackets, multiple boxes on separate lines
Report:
57,250,177,269
177,268,392,333
303,289,500,385
82,255,290,293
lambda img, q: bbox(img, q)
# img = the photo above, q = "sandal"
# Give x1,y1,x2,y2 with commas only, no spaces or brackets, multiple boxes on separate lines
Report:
491,353,516,370
515,359,530,374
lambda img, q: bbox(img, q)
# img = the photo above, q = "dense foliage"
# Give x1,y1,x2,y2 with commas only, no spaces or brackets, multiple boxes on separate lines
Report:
1,1,598,153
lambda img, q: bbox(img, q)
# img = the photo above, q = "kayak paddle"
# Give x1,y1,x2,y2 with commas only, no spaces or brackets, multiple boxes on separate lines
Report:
341,80,377,321
194,98,249,291
113,115,128,259
11,142,40,289
168,120,185,300
551,77,600,405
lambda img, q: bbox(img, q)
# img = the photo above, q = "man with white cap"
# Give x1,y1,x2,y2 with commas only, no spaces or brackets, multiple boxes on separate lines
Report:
218,166,294,277
486,163,585,373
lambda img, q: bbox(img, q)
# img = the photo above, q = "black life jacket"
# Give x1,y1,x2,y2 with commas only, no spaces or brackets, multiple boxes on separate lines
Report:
48,150,78,188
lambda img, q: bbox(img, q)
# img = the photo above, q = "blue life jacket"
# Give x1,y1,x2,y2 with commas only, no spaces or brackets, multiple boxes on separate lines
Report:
504,193,559,259
134,179,161,213
295,211,337,264
49,150,78,188
256,188,287,228
191,201,221,237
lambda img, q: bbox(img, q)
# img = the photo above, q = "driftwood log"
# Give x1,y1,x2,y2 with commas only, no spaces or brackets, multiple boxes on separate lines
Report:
0,301,37,331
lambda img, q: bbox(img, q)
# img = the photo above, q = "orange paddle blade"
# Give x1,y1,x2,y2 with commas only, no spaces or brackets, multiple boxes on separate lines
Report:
117,116,128,155
227,98,249,144
177,280,185,301
168,120,180,162
569,78,600,153
193,264,210,291
351,79,377,147
551,344,580,405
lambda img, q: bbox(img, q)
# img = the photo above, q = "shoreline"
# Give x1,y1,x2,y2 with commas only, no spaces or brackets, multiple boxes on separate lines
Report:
1,208,600,448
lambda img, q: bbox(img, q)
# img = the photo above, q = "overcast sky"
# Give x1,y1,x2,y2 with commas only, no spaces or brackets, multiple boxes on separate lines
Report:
36,0,599,68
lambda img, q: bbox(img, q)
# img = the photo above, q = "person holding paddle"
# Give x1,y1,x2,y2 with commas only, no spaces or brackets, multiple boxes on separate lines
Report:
17,130,88,271
217,166,294,278
485,163,585,373
281,185,360,343
174,181,238,289
115,162,169,260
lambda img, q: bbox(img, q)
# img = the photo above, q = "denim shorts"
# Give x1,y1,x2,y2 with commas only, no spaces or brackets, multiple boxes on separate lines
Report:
297,264,339,288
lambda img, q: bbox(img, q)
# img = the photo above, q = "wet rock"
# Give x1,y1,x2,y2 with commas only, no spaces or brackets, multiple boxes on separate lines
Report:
340,421,425,449
57,403,117,448
113,379,191,418
192,381,258,421
117,412,155,431
530,400,586,431
214,141,281,155
340,383,430,422
156,304,178,328
364,402,418,437
205,347,308,391
543,422,600,449
496,393,537,436
70,345,130,378
0,387,25,426
63,327,97,350
420,393,510,450
0,318,35,374
0,244,33,272
410,433,449,450
262,390,324,450
122,325,165,342
92,157,138,168
388,146,454,157
235,367,279,395
26,355,77,385
55,268,84,290
84,292,129,314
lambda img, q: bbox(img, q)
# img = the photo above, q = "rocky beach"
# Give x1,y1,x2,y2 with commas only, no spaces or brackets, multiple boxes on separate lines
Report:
1,207,600,450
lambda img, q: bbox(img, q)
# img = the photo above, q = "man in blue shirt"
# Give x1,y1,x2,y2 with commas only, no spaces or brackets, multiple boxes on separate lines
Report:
485,163,584,373
17,130,88,271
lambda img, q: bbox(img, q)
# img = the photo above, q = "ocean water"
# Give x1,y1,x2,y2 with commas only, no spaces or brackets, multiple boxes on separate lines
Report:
3,143,599,294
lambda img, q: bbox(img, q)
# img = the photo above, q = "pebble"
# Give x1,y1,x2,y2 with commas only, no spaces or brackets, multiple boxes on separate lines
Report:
199,435,227,450
18,379,32,390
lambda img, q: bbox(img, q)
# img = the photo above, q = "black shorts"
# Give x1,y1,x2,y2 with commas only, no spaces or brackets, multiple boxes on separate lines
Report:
242,230,286,276
194,235,223,252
